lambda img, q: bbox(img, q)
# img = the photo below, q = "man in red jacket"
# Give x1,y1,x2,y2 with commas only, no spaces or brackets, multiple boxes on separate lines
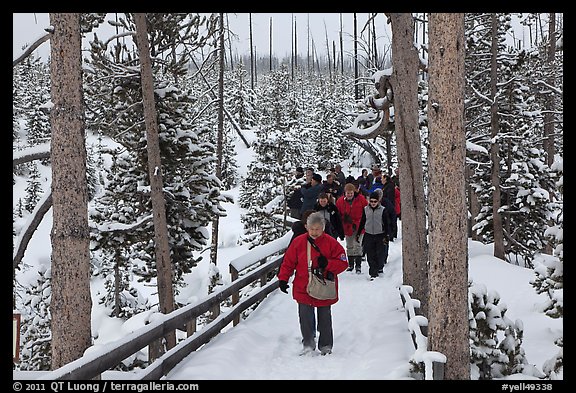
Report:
278,212,348,356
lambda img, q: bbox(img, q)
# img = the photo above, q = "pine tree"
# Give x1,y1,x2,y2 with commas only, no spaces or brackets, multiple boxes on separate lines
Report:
18,268,52,371
23,162,43,213
468,280,533,379
531,154,563,378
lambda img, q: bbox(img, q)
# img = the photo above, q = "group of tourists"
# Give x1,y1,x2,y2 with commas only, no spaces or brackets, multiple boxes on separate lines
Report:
278,164,401,356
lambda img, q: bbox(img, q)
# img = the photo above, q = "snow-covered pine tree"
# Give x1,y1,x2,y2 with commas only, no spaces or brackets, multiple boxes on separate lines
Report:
468,280,533,379
90,148,152,319
23,163,42,213
17,267,52,371
227,62,259,131
239,66,306,247
240,128,292,248
465,13,515,248
85,14,227,293
531,154,563,379
307,74,354,170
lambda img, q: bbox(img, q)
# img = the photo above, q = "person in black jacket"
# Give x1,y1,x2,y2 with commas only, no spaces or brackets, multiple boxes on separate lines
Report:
287,167,306,219
314,192,344,241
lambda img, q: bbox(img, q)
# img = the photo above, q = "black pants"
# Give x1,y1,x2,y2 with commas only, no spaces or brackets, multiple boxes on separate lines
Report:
362,233,389,276
298,303,333,351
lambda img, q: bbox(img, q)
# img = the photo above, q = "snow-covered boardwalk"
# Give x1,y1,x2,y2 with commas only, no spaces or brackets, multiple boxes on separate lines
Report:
163,239,416,380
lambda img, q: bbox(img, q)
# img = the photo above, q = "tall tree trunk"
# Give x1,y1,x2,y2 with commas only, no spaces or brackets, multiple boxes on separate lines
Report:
269,17,273,72
371,13,378,67
133,13,176,353
49,13,93,369
543,13,557,255
307,16,311,76
387,13,430,317
249,13,254,90
427,13,470,380
294,17,298,72
339,13,344,76
354,13,359,100
466,164,481,240
324,22,332,82
226,14,234,71
490,13,505,260
210,13,225,280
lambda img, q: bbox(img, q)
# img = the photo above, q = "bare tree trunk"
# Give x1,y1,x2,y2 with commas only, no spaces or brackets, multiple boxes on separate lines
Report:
466,164,481,240
543,12,557,255
354,13,359,100
371,13,378,67
387,13,430,316
490,13,505,260
269,17,273,72
324,22,332,82
339,13,344,76
49,13,92,369
210,13,225,278
133,13,176,352
294,16,298,72
249,13,254,90
427,13,470,380
13,192,52,271
307,16,311,76
226,14,234,71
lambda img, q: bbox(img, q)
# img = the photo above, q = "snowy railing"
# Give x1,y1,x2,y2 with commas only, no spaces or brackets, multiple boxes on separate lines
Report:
35,238,291,381
229,231,291,325
399,285,446,380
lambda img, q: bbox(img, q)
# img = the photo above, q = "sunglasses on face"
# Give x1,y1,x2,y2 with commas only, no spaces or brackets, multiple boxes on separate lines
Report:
369,199,379,203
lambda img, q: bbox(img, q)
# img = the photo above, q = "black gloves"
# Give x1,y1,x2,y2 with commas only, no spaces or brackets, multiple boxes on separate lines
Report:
279,280,289,293
317,255,328,269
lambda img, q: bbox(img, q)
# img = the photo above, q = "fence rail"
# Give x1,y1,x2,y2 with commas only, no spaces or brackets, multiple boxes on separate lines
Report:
398,285,446,380
37,244,287,380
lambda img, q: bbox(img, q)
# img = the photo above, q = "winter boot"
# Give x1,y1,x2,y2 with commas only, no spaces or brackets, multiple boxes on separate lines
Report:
354,256,362,274
347,258,354,271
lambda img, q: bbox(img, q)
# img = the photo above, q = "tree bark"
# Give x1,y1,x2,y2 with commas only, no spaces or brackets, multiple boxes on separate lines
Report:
543,13,557,256
490,14,505,260
48,13,92,369
210,13,225,272
249,13,254,90
387,13,429,316
427,13,470,380
133,13,176,352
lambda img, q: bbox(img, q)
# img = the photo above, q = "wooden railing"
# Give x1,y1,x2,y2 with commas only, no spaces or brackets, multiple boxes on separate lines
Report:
36,233,291,380
399,285,446,380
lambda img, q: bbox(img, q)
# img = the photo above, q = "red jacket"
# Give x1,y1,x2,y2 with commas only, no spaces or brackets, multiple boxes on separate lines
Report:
394,186,401,216
335,193,368,236
278,233,348,306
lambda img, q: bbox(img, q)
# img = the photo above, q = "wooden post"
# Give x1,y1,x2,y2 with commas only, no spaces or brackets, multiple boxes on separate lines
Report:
13,311,21,364
186,318,197,337
230,265,240,326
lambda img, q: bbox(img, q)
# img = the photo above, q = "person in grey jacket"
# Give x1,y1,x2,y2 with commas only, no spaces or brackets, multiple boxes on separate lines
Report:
357,191,391,279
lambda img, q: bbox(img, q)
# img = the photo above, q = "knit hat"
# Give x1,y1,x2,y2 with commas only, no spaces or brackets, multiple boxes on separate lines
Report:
312,173,322,183
369,191,381,201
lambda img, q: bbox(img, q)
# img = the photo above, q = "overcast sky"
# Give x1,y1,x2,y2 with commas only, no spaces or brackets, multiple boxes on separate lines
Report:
13,13,394,62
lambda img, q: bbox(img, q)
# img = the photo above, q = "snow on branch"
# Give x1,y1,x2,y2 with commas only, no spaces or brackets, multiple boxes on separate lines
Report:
13,143,51,167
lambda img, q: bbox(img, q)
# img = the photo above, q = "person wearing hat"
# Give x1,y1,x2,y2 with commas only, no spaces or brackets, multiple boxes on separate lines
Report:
335,183,368,273
299,173,324,215
287,167,306,219
357,191,391,279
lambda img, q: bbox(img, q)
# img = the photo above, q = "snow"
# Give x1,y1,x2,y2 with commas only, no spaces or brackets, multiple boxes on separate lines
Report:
13,159,562,379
